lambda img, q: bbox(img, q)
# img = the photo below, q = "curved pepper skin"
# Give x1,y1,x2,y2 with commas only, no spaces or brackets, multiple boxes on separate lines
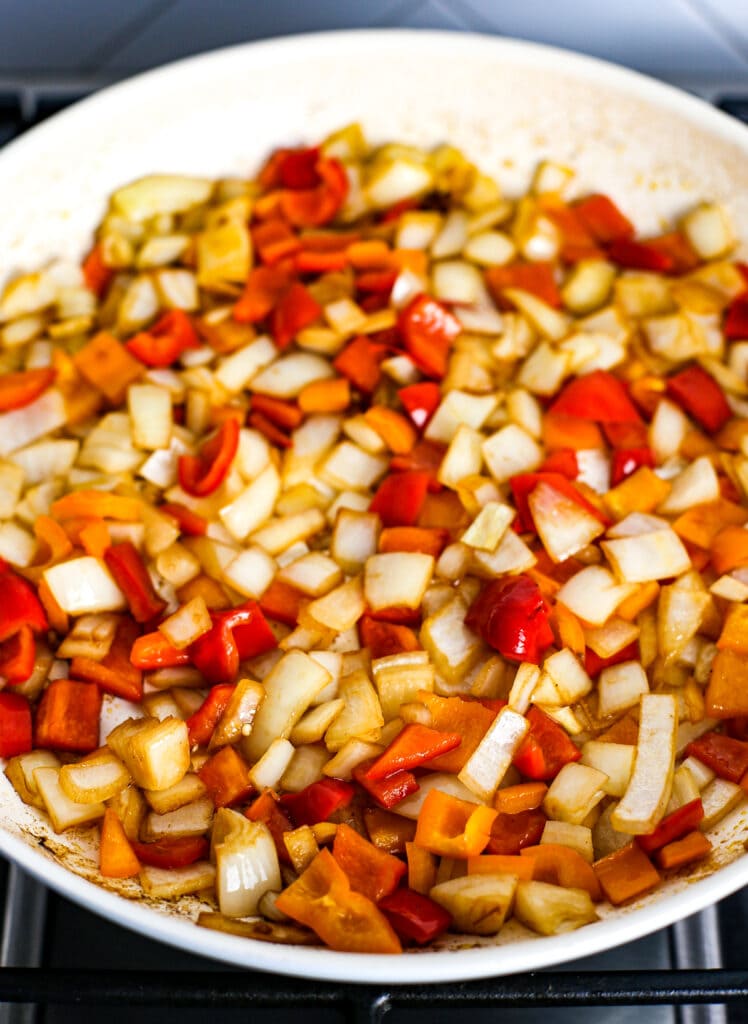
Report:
465,575,553,665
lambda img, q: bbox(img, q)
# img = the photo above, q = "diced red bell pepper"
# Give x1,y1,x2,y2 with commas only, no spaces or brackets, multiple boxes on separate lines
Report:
125,310,199,367
280,157,349,228
281,778,355,826
485,808,547,855
34,679,102,753
186,684,236,747
294,249,349,274
250,395,303,431
540,199,601,263
573,194,634,244
584,640,639,679
131,836,208,869
275,146,321,189
246,790,294,864
0,691,32,758
82,243,114,298
647,232,700,274
686,731,748,783
0,568,47,643
365,725,462,781
603,420,650,448
178,417,240,497
379,888,452,945
611,447,656,486
0,368,57,412
549,370,642,424
513,705,581,780
607,238,674,273
465,575,554,665
233,265,294,323
247,411,292,449
0,625,35,685
539,449,578,479
510,472,608,533
666,365,732,434
369,471,431,528
356,269,398,295
637,798,704,854
353,763,419,810
270,281,322,349
485,262,562,309
130,630,190,670
365,605,421,627
159,502,208,537
397,294,462,379
104,542,167,624
389,440,446,490
725,292,748,341
259,579,306,627
189,600,276,685
198,745,254,807
398,382,441,430
358,615,420,660
333,335,387,393
71,617,143,702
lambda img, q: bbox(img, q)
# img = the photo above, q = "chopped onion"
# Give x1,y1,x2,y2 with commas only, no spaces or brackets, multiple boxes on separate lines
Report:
611,693,677,834
33,767,105,832
459,707,529,802
544,763,607,825
514,879,597,936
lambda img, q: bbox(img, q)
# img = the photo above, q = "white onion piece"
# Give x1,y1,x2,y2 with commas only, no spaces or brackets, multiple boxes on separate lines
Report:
43,557,126,614
33,768,105,833
611,694,677,834
141,862,216,900
544,763,607,826
459,707,529,802
602,530,691,583
0,389,67,457
528,481,604,563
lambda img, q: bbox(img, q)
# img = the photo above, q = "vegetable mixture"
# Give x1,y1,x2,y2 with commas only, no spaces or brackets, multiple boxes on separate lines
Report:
1,124,748,953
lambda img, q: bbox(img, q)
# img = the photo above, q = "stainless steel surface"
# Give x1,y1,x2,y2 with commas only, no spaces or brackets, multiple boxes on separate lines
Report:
672,907,728,1024
0,866,46,1024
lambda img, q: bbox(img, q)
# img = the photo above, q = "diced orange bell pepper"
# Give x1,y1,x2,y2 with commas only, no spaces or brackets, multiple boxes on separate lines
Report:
347,240,392,269
655,831,712,871
673,500,747,549
358,615,420,660
275,849,402,953
485,262,561,309
51,491,142,522
706,649,748,718
379,526,449,557
298,378,351,414
198,746,254,808
494,782,548,815
413,789,497,859
418,692,498,772
78,519,111,559
130,630,191,671
99,808,141,879
364,406,417,454
0,368,56,412
33,515,73,564
711,525,748,575
34,678,102,753
259,579,307,627
717,605,748,654
520,844,601,900
616,581,660,622
593,842,660,905
71,616,143,702
37,578,68,635
405,841,437,895
73,331,144,404
177,574,231,610
542,412,604,452
551,603,586,655
332,822,406,903
333,335,387,394
467,854,535,881
604,466,671,519
365,724,463,781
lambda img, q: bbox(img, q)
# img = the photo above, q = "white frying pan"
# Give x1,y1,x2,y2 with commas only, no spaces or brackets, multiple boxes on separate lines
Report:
1,28,747,984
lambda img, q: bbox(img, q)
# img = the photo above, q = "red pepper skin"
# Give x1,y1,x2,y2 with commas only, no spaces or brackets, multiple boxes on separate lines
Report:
333,336,388,394
130,631,191,670
276,147,321,189
34,679,102,754
0,691,32,758
549,370,642,424
510,472,608,533
178,417,240,497
465,576,554,665
189,600,276,685
485,262,562,309
611,446,656,486
397,295,462,379
513,706,582,781
365,725,462,781
186,684,236,747
0,368,57,412
725,292,748,341
603,421,650,449
353,764,419,809
369,471,431,528
233,265,294,323
607,238,674,273
389,441,446,489
379,889,452,945
126,310,199,367
230,603,278,660
159,502,208,536
686,732,748,783
71,617,143,703
280,157,349,228
104,543,167,624
573,195,634,244
0,625,35,685
666,365,732,434
82,243,114,298
131,836,209,869
637,799,704,854
485,808,547,855
0,567,47,642
270,281,323,349
584,641,639,679
358,615,420,660
281,778,355,826
398,382,441,430
539,449,578,479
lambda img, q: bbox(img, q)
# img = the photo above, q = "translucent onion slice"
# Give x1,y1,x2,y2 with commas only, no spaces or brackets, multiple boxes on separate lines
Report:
458,707,529,803
611,694,677,835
